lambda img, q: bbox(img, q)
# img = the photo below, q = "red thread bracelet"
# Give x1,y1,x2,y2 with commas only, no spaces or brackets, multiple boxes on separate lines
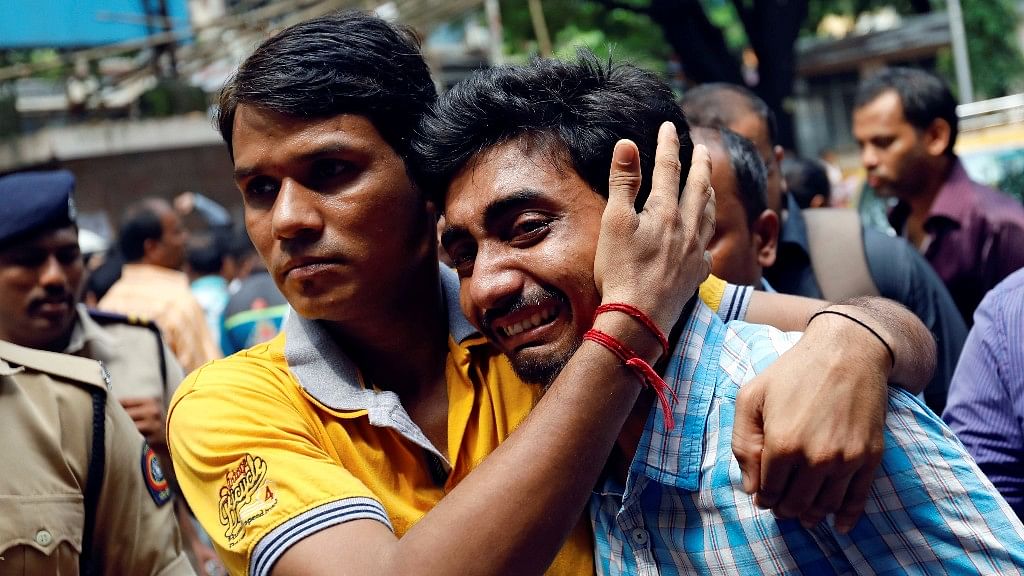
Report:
583,328,679,431
594,303,669,357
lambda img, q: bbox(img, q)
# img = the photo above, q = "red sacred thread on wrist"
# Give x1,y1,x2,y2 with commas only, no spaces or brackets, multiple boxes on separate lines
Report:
594,303,670,357
583,328,679,431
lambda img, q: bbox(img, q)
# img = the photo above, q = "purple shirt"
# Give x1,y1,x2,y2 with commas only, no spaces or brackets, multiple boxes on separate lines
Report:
889,159,1024,322
943,268,1024,519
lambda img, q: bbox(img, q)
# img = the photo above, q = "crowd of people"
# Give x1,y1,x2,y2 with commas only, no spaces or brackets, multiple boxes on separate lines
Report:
1,9,1024,576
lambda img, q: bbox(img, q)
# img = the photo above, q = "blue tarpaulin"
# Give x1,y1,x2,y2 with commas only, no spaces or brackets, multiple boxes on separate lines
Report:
0,0,190,49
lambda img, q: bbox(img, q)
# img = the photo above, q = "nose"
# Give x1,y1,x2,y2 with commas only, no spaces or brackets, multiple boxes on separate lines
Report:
38,255,68,288
462,244,525,322
272,178,324,240
861,145,878,170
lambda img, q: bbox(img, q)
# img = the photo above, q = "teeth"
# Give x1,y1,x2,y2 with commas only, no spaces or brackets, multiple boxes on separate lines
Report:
501,306,558,337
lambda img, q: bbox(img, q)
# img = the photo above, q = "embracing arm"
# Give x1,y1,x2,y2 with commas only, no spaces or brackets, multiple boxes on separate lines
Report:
733,291,935,534
273,130,715,576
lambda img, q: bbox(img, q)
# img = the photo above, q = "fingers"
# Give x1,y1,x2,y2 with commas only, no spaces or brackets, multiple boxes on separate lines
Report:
834,465,876,533
799,469,855,529
606,139,642,212
643,122,683,213
769,463,827,520
732,382,766,495
755,451,796,511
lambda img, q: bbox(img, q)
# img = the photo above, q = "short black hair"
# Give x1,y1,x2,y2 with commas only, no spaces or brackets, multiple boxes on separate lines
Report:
854,67,959,155
187,232,224,276
782,157,831,209
718,128,768,227
118,199,166,263
680,83,779,148
413,51,693,209
216,10,437,163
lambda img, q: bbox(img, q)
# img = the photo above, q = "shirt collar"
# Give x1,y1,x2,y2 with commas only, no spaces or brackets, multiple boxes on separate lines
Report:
927,158,976,225
283,264,478,413
627,302,728,492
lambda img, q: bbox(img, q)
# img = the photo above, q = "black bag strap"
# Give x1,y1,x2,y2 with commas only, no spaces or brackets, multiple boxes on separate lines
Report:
80,383,108,575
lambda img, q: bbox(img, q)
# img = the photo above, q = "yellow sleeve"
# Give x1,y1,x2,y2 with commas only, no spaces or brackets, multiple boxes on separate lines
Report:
168,359,387,576
698,274,727,312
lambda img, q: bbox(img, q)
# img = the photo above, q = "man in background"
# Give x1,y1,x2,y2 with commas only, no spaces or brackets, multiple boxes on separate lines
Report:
682,83,967,413
99,197,220,372
853,67,1024,323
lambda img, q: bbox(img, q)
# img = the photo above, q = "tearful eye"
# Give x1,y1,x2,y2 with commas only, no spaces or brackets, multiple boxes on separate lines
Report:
311,159,350,181
509,213,552,243
245,177,279,202
447,245,476,277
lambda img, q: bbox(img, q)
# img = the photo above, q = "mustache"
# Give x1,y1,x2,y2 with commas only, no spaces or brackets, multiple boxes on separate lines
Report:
28,287,74,310
480,287,566,335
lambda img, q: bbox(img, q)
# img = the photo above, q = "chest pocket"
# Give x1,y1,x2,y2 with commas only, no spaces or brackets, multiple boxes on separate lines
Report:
0,495,84,575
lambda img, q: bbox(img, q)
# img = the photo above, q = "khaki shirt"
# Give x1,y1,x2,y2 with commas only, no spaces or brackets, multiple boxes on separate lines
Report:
65,305,185,404
0,340,194,576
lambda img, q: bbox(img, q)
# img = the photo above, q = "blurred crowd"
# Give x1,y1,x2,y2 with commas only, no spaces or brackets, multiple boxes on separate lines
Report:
1,9,1024,576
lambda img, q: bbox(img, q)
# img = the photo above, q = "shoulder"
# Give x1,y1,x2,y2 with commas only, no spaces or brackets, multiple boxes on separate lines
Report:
715,320,801,383
0,340,108,394
86,308,165,345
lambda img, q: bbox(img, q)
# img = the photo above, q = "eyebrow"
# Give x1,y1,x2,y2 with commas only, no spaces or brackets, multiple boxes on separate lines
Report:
441,188,548,249
232,142,356,181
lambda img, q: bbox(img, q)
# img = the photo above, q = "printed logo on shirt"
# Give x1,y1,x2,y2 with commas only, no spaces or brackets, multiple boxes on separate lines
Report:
219,453,278,547
142,442,172,507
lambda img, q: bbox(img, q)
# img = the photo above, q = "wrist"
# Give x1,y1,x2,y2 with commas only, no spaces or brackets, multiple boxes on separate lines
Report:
592,308,663,363
806,306,895,379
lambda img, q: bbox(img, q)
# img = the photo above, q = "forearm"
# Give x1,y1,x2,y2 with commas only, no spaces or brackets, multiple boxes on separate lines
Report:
746,291,934,393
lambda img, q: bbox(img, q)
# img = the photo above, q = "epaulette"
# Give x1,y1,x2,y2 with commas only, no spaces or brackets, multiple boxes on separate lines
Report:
87,308,156,329
0,339,109,393
86,308,170,395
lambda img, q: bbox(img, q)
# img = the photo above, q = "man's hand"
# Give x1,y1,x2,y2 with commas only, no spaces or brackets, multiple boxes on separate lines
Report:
120,397,166,448
594,122,715,336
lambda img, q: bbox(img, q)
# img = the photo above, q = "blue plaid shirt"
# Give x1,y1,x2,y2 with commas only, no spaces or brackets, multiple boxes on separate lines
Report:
591,303,1024,575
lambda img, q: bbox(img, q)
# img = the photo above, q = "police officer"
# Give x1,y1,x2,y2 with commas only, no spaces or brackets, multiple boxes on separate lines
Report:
0,170,194,575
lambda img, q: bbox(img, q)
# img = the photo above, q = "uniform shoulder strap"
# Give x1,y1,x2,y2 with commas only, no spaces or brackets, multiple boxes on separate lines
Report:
801,208,880,302
86,308,169,396
0,339,108,391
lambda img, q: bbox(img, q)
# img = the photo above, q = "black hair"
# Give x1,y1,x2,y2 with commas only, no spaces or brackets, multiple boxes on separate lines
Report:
720,128,768,226
782,157,832,209
216,10,437,163
854,67,959,155
118,199,166,263
413,51,693,208
680,83,779,148
187,232,224,276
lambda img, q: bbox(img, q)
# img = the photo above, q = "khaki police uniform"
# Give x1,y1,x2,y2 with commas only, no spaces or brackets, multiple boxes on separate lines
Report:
66,305,184,404
0,339,194,576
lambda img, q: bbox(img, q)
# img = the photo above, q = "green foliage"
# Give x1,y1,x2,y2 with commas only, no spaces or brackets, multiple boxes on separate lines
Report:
0,93,19,139
500,1,671,72
138,79,207,118
937,0,1024,98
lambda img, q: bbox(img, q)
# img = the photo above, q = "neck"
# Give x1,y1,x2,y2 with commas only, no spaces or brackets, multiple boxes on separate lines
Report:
324,263,450,397
905,155,954,219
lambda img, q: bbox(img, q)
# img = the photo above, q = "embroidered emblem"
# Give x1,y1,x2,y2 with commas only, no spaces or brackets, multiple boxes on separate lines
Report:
141,442,172,507
219,453,278,547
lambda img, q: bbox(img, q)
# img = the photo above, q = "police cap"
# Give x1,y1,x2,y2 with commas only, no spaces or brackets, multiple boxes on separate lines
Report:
0,170,77,246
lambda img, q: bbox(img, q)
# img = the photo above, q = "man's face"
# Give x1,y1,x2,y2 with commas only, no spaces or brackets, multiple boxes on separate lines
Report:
707,143,762,286
442,141,605,385
0,226,83,350
154,205,188,270
852,91,931,199
726,113,784,214
231,105,434,322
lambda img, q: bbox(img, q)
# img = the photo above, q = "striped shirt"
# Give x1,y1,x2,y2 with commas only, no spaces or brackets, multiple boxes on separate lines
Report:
592,302,1024,575
944,267,1024,519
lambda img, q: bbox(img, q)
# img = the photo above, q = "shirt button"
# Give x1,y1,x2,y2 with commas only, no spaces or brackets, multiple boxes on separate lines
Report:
35,530,53,546
631,528,649,546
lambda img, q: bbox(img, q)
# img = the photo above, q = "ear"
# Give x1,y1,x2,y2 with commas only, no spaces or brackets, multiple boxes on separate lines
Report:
810,194,827,209
751,209,779,268
773,145,785,167
923,118,952,157
142,237,161,260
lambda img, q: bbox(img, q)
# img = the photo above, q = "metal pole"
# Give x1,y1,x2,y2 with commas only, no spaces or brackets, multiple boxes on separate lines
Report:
485,0,504,65
947,0,974,103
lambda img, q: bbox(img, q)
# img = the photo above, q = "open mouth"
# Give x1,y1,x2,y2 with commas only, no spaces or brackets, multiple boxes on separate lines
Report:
496,302,559,338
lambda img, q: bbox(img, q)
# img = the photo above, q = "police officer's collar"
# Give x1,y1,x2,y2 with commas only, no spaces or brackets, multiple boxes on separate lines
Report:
284,264,477,412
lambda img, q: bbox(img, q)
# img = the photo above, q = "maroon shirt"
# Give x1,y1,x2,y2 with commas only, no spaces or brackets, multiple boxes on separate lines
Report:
890,159,1024,323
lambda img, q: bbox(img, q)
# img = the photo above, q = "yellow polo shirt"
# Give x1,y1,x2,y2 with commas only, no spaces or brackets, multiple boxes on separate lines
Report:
168,271,734,576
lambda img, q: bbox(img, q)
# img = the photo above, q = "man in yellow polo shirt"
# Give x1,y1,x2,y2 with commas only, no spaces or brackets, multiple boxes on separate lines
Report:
168,11,936,576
